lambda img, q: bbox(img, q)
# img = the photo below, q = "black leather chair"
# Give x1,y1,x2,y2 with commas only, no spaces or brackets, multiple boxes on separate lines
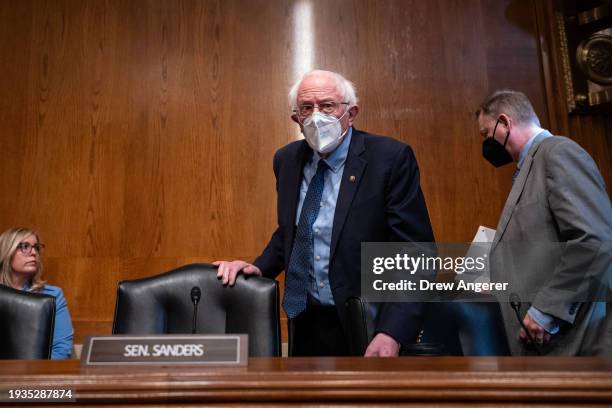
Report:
421,301,511,356
345,296,510,356
345,296,377,356
345,297,445,356
112,263,281,357
0,285,55,359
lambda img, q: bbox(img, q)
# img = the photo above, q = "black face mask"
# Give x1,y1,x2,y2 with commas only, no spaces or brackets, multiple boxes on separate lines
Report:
482,119,513,167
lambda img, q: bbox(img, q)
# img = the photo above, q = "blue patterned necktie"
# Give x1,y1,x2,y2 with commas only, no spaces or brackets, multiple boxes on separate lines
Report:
283,160,329,319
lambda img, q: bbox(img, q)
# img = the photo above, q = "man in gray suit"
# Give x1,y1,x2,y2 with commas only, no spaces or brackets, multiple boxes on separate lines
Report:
476,90,612,355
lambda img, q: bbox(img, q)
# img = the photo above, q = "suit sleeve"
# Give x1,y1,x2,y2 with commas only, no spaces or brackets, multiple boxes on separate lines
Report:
253,151,286,279
385,145,435,242
532,140,612,324
375,144,435,345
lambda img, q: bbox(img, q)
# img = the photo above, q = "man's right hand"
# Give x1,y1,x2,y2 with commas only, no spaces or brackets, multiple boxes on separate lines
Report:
212,260,262,286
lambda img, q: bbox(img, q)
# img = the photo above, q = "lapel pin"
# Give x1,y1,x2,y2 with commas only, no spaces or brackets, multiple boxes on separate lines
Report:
349,175,356,182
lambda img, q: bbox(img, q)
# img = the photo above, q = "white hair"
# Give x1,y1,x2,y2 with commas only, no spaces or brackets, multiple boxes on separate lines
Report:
288,70,358,111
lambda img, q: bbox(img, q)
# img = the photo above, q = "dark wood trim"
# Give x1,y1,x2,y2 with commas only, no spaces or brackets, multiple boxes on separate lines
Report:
532,0,572,135
1,357,611,405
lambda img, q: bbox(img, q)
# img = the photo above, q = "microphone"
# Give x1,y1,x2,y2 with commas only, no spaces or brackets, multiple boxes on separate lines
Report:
509,293,521,311
509,293,541,355
190,286,201,334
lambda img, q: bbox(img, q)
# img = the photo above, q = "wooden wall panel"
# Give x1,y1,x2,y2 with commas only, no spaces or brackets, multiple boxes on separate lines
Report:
0,0,608,343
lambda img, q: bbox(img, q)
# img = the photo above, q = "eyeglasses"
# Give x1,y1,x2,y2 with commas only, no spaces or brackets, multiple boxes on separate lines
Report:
16,242,45,255
295,101,349,117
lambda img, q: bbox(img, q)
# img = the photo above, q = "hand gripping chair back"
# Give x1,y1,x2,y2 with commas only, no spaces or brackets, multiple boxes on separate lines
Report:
112,263,281,357
0,285,55,359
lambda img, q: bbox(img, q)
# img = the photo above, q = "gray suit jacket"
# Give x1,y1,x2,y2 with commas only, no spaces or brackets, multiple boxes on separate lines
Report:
490,131,612,355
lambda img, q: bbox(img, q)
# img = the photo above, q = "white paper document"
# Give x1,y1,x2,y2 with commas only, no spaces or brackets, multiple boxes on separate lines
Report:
459,225,496,285
472,225,496,243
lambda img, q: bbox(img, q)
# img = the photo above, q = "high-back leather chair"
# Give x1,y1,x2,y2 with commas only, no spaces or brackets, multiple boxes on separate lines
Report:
0,285,55,359
425,301,511,356
345,296,445,356
345,296,510,356
345,296,377,356
112,263,281,357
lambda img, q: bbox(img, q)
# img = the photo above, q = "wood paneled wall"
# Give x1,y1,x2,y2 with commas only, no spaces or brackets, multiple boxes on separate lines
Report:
0,0,609,342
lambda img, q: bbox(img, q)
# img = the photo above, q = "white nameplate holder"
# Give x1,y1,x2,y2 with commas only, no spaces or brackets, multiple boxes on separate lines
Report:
81,334,248,366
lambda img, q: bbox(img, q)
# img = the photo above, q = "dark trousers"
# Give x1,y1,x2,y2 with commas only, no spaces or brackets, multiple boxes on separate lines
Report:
288,304,351,356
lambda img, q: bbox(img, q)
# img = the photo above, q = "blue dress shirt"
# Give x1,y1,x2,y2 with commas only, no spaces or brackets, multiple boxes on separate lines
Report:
24,283,74,359
295,128,353,305
516,129,548,169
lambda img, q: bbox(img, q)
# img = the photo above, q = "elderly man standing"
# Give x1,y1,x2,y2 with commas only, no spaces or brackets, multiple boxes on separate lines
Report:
477,90,612,355
215,70,434,356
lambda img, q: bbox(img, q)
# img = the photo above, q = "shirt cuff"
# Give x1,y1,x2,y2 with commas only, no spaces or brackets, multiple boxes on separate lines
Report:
528,306,560,334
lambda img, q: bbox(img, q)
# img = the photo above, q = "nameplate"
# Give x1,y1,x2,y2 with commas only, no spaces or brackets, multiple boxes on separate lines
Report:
81,334,248,366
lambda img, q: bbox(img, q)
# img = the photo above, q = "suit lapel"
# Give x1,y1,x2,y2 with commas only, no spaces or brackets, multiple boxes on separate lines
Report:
330,129,367,260
492,131,552,250
492,156,533,250
284,142,312,256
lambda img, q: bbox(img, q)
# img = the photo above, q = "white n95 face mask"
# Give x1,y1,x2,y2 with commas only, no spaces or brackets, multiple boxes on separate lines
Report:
302,110,348,154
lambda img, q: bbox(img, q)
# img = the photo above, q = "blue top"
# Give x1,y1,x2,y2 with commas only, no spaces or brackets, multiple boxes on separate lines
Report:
517,129,548,169
295,127,352,305
24,283,74,359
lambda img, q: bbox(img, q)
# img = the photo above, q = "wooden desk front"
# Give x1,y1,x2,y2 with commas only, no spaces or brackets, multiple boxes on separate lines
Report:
1,357,611,406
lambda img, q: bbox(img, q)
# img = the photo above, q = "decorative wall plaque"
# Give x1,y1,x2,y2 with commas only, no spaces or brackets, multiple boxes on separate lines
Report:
558,1,612,113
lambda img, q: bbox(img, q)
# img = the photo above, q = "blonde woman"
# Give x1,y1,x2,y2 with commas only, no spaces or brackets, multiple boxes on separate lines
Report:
0,227,73,359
